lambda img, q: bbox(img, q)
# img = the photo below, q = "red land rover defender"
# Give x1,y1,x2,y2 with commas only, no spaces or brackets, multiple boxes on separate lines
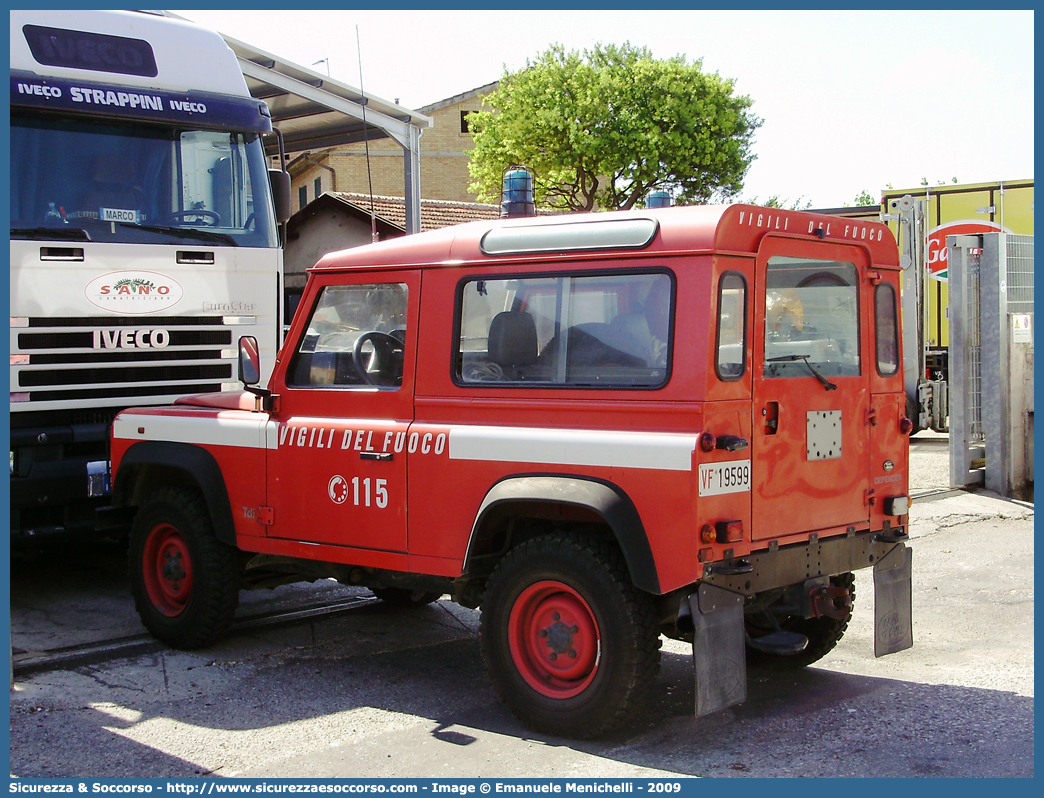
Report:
110,204,913,738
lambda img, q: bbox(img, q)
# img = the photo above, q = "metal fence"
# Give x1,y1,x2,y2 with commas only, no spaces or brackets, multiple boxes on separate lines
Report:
949,232,1034,496
1005,235,1035,313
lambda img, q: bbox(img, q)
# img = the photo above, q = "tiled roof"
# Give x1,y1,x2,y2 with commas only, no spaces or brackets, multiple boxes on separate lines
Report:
333,192,501,231
417,81,499,115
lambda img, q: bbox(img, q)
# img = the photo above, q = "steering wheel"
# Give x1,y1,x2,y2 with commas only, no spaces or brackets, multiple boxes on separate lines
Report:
352,331,404,386
155,209,221,227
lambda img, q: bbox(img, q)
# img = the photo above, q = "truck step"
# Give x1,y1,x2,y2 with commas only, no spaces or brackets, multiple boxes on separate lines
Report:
747,630,808,655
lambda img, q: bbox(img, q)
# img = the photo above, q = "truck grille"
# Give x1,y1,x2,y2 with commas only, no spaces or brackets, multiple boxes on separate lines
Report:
12,315,234,407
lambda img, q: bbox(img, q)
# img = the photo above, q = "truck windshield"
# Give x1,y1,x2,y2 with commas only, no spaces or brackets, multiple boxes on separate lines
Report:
10,114,278,248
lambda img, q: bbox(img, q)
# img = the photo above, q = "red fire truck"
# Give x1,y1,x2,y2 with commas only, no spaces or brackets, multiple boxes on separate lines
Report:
110,204,914,738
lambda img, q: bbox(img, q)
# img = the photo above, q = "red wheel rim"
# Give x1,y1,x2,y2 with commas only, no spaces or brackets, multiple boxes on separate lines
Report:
141,522,193,617
507,580,600,699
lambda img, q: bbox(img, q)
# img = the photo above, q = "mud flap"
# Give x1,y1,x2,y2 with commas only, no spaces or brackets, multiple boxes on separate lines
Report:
689,584,747,717
873,543,913,656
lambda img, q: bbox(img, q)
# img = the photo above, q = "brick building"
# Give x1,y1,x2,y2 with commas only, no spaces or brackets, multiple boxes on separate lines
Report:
282,191,505,319
287,81,497,214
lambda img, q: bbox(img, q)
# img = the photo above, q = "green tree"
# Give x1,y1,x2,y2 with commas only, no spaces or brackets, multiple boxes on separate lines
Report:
851,189,878,207
467,43,761,212
747,195,811,210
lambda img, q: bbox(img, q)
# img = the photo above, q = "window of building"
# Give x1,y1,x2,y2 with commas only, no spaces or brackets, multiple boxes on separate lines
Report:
461,111,473,134
287,283,409,389
298,185,307,209
314,176,322,198
456,271,672,388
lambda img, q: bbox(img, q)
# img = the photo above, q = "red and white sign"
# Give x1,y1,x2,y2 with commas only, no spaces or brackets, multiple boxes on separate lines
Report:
84,270,184,314
926,221,1003,282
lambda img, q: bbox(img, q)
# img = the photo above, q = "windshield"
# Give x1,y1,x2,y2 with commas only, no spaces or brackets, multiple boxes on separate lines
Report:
10,114,278,247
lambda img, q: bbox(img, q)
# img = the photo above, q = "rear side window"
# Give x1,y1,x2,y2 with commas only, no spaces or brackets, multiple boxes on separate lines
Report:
287,283,408,388
716,272,747,380
875,283,899,376
456,271,673,388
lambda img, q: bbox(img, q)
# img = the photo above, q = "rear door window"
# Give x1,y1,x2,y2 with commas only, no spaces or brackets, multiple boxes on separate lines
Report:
763,258,861,379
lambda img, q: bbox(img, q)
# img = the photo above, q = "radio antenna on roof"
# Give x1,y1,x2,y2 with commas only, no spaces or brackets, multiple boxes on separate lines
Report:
356,26,378,244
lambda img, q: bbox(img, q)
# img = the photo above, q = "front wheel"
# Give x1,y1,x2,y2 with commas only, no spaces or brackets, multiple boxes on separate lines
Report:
481,533,660,738
129,486,240,649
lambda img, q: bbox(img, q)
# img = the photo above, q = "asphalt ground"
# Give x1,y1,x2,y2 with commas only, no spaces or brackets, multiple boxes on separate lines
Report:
8,434,1034,777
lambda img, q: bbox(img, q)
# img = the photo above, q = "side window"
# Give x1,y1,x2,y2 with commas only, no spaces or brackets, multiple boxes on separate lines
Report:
287,283,408,388
716,272,747,380
456,271,672,388
764,258,861,379
875,282,899,376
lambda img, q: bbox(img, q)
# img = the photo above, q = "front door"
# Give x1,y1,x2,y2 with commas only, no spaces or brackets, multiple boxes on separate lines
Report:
265,274,419,552
751,239,872,541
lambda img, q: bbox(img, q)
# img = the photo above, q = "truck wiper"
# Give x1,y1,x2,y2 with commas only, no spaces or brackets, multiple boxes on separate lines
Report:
767,354,838,391
119,223,237,246
11,227,91,242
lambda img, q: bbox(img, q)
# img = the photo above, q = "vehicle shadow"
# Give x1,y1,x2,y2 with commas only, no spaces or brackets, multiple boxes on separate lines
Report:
10,610,1035,779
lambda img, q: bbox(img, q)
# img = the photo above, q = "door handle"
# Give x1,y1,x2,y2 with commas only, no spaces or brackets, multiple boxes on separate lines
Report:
360,452,393,462
763,401,779,435
715,435,749,452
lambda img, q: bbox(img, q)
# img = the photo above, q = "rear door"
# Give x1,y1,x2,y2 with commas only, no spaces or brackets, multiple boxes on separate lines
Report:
751,239,872,540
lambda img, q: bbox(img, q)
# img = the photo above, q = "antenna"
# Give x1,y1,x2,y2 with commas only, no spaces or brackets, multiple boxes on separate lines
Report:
356,26,378,244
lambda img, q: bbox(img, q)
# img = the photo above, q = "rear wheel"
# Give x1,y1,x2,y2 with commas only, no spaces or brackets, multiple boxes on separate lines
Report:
745,572,855,669
481,533,660,738
370,587,443,606
129,486,240,649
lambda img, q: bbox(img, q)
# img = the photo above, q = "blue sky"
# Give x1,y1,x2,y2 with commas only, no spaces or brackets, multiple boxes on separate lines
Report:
183,8,1034,208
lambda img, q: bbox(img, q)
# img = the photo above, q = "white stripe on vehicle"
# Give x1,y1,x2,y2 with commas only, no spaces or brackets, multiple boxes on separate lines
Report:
448,426,696,472
116,415,697,472
113,413,267,449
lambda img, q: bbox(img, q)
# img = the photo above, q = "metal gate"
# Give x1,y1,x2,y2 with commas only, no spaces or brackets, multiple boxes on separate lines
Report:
948,233,1034,497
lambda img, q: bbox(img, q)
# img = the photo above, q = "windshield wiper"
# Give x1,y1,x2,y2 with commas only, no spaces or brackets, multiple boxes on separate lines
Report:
12,227,91,242
119,223,237,246
767,354,838,391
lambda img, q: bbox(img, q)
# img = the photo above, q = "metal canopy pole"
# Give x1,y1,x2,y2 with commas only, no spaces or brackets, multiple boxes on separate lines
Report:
237,58,415,149
403,124,422,235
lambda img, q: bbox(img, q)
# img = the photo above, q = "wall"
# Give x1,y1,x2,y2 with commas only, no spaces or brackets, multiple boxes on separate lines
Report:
283,208,377,292
288,89,493,212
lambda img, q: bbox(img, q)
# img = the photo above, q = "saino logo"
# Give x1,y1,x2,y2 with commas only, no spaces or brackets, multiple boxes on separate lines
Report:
85,271,183,314
926,221,1003,282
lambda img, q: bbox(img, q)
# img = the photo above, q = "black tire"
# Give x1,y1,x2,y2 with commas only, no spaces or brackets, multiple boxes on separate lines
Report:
128,486,240,649
370,587,443,606
480,532,661,739
745,572,855,669
906,395,924,436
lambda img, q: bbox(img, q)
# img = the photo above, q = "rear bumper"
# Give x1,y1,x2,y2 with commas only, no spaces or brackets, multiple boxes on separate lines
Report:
700,527,906,597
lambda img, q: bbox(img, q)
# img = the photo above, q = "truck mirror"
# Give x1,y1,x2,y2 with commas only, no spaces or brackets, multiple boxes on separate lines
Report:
268,169,291,223
238,336,261,386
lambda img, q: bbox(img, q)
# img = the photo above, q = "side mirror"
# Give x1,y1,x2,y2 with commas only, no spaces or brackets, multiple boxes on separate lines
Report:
238,335,261,386
268,169,292,224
